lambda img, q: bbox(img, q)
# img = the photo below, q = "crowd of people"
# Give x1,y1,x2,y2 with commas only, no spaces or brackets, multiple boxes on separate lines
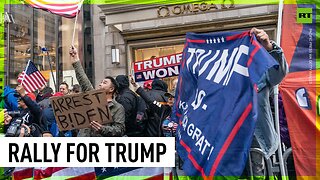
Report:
0,27,293,179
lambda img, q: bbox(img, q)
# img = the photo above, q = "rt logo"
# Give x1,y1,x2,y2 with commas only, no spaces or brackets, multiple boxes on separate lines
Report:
297,8,313,24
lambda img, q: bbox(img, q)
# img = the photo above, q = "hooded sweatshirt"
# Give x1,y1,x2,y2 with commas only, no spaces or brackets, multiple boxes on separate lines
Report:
2,86,19,111
116,75,141,136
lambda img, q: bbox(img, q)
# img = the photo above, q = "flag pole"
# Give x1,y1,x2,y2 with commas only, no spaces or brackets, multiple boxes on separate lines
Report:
71,0,84,46
20,60,31,85
275,0,287,179
42,48,56,91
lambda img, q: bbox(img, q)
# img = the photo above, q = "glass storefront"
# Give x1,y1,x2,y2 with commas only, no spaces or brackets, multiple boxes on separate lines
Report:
133,44,184,92
7,5,32,85
4,4,87,92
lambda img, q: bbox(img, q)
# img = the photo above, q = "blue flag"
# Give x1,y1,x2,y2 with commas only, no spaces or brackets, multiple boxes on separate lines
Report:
172,31,279,178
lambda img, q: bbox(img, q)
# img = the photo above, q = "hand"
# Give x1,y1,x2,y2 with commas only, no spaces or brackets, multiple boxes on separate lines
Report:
129,75,140,91
19,124,31,137
42,132,53,137
16,85,26,97
4,110,12,125
90,121,102,132
69,46,80,63
250,28,273,51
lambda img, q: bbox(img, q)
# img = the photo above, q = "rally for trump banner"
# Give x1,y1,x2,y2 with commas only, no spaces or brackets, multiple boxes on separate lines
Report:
172,31,278,178
133,53,182,82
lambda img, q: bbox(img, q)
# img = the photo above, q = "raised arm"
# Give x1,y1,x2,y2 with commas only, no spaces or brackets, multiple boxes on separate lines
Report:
251,28,288,86
69,46,94,92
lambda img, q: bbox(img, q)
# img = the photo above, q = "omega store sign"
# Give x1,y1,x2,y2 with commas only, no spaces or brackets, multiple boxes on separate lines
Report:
157,2,235,17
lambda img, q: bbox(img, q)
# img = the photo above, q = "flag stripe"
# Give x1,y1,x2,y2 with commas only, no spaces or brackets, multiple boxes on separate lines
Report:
34,167,66,179
34,71,46,85
66,172,96,180
209,103,252,177
26,0,81,4
29,73,41,88
226,31,250,41
12,167,34,180
25,75,38,92
36,72,47,85
22,81,33,93
16,167,96,180
247,40,261,66
24,0,82,18
179,140,206,178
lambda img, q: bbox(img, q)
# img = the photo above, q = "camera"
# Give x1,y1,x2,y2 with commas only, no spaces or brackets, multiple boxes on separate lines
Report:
7,110,21,118
7,111,21,116
5,117,29,137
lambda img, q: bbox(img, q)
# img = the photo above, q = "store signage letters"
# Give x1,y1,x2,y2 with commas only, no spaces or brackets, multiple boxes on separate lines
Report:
158,2,235,18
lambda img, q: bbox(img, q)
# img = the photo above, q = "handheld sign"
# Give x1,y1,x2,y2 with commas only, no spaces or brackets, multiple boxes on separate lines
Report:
133,53,182,82
50,89,113,131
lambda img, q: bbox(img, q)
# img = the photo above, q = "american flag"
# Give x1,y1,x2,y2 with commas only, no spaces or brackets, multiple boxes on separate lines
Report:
17,60,47,93
12,167,96,180
12,167,169,180
24,0,83,18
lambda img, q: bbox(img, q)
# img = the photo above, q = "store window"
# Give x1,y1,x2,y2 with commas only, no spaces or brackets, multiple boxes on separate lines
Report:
133,44,184,92
34,9,56,85
8,5,32,86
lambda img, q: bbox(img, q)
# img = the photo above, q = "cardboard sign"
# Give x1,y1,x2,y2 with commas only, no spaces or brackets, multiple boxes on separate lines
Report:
50,89,113,131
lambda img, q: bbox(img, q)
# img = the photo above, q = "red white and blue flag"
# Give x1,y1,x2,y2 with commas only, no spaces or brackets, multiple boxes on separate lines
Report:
12,167,167,179
172,31,278,178
12,167,96,180
24,0,83,18
17,60,47,93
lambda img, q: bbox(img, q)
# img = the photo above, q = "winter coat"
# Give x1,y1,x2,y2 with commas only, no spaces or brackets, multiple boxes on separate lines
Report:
72,61,125,137
1,86,19,111
116,75,140,136
136,87,171,137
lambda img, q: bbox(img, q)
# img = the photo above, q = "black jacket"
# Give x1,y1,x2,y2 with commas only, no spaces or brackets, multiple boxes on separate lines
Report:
136,87,171,137
116,88,139,136
5,95,47,137
147,79,168,103
116,75,140,136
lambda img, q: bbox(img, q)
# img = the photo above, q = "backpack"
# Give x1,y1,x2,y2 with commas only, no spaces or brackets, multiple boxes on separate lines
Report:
135,96,148,135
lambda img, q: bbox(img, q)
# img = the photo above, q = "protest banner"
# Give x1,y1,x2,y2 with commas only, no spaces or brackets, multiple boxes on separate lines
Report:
172,31,279,178
133,53,182,82
50,89,112,131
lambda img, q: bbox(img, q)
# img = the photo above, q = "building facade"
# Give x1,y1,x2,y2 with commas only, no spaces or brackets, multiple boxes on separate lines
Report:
3,3,279,93
94,3,279,91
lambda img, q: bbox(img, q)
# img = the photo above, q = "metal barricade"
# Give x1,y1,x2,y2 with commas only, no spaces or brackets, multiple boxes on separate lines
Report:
248,148,280,179
282,147,292,177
